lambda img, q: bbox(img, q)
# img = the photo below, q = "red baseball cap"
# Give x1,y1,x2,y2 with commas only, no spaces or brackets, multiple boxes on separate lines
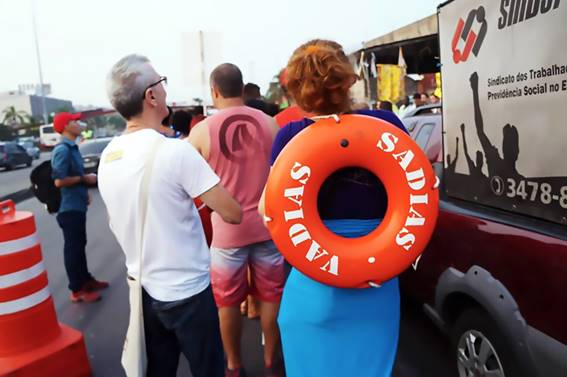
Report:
53,112,82,134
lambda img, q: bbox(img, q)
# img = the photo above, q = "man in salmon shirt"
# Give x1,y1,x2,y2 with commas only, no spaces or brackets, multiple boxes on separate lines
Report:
189,63,284,377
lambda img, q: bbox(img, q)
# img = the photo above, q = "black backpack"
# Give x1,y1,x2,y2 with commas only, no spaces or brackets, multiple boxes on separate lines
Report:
29,144,70,213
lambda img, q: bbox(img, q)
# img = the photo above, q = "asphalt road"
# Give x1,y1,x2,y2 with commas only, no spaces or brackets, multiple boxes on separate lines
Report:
12,190,454,377
0,152,51,199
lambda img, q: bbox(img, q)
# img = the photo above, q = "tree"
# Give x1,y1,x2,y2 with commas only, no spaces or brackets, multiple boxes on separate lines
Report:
0,124,16,141
2,106,30,127
265,75,285,105
17,116,42,138
26,116,41,127
105,115,126,135
48,105,74,123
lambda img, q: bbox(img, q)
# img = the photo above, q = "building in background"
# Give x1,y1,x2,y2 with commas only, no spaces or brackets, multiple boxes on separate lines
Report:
0,89,73,124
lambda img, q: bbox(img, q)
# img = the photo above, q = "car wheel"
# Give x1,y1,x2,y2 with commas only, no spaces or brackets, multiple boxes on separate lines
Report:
5,163,13,171
26,161,32,167
451,308,525,377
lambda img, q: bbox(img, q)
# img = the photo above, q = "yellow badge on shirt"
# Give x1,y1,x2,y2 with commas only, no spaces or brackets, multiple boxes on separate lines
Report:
104,150,124,163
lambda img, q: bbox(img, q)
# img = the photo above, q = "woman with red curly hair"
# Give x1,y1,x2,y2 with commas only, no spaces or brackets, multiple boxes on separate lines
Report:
260,39,409,376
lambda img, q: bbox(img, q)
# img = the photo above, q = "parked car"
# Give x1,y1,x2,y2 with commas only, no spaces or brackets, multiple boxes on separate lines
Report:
79,137,113,174
402,103,442,119
18,140,41,159
402,106,443,169
0,142,33,170
401,108,567,377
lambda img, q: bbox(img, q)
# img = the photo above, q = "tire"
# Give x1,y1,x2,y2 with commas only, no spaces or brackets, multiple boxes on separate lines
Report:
26,160,32,167
450,308,527,377
5,163,13,171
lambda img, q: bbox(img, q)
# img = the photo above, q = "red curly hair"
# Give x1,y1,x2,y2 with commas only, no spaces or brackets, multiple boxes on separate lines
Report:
286,39,357,115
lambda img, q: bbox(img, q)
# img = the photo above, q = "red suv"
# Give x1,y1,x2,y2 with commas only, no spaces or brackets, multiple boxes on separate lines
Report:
401,106,567,377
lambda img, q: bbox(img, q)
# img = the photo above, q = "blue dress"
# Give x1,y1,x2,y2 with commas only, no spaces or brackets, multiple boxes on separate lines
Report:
271,111,408,377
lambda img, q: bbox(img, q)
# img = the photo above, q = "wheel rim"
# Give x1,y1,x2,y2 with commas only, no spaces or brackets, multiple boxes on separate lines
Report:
457,330,505,377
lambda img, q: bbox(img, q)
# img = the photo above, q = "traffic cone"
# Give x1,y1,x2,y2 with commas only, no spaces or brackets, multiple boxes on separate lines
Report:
0,200,91,376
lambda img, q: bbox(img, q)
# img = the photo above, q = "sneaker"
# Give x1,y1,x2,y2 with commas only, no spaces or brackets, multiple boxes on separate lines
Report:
85,278,109,291
70,289,101,303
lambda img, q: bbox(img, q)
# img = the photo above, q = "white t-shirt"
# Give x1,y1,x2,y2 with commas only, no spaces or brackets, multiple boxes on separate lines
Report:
98,129,220,302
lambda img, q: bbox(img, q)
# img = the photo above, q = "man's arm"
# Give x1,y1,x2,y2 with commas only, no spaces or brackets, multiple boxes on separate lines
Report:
454,136,459,162
54,174,97,188
198,184,242,224
55,176,83,188
447,137,459,174
178,142,241,224
266,115,280,140
470,72,493,154
259,124,287,225
258,166,276,227
460,123,476,173
258,118,278,223
187,119,210,160
51,145,96,188
258,181,267,219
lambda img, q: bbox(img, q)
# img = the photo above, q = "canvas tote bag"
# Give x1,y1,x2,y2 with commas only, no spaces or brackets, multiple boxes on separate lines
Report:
121,137,164,377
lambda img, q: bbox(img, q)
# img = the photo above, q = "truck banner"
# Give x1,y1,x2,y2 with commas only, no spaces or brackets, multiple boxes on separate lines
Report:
438,0,567,225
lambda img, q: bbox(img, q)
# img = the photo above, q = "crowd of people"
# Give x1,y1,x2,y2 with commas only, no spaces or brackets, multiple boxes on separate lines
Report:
385,91,441,118
50,38,412,377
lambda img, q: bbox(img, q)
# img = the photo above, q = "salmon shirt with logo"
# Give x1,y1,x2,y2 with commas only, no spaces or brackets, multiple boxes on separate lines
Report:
206,106,274,248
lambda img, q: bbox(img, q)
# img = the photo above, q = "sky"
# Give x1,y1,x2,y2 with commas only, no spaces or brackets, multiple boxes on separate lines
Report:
0,0,441,108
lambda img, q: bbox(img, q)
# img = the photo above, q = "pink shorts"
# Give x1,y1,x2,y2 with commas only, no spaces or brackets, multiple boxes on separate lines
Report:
210,240,285,308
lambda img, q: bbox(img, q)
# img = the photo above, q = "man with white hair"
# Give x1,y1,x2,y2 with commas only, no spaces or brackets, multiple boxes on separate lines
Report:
98,54,241,377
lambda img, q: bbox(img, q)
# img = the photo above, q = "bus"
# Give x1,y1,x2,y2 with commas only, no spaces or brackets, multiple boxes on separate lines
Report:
39,124,60,149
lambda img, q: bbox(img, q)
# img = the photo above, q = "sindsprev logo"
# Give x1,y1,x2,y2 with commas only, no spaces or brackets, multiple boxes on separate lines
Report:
451,6,487,64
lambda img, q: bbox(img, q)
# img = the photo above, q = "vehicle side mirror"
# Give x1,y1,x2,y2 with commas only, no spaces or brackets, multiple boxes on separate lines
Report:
406,120,418,132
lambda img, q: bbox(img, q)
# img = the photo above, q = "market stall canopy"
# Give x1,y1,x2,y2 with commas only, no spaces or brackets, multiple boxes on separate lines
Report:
364,14,437,49
360,14,440,74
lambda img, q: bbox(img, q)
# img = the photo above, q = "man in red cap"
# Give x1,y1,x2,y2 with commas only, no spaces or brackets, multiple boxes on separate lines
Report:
51,112,108,303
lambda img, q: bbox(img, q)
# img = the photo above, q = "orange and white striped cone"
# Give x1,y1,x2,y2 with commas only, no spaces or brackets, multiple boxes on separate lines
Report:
0,200,91,376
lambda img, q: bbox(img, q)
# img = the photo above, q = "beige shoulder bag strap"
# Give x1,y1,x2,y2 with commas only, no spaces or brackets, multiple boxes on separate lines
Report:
121,135,164,377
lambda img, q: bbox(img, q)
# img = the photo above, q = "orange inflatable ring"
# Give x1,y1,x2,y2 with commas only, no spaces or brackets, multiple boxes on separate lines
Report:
264,114,439,288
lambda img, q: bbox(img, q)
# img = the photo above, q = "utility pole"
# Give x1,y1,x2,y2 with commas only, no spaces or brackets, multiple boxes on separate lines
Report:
198,30,206,115
31,0,48,124
248,61,255,85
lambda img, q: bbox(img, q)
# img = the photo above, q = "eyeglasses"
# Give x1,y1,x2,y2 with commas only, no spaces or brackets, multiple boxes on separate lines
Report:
142,76,167,100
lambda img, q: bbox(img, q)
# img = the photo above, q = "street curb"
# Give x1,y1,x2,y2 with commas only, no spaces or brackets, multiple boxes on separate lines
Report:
0,187,35,204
